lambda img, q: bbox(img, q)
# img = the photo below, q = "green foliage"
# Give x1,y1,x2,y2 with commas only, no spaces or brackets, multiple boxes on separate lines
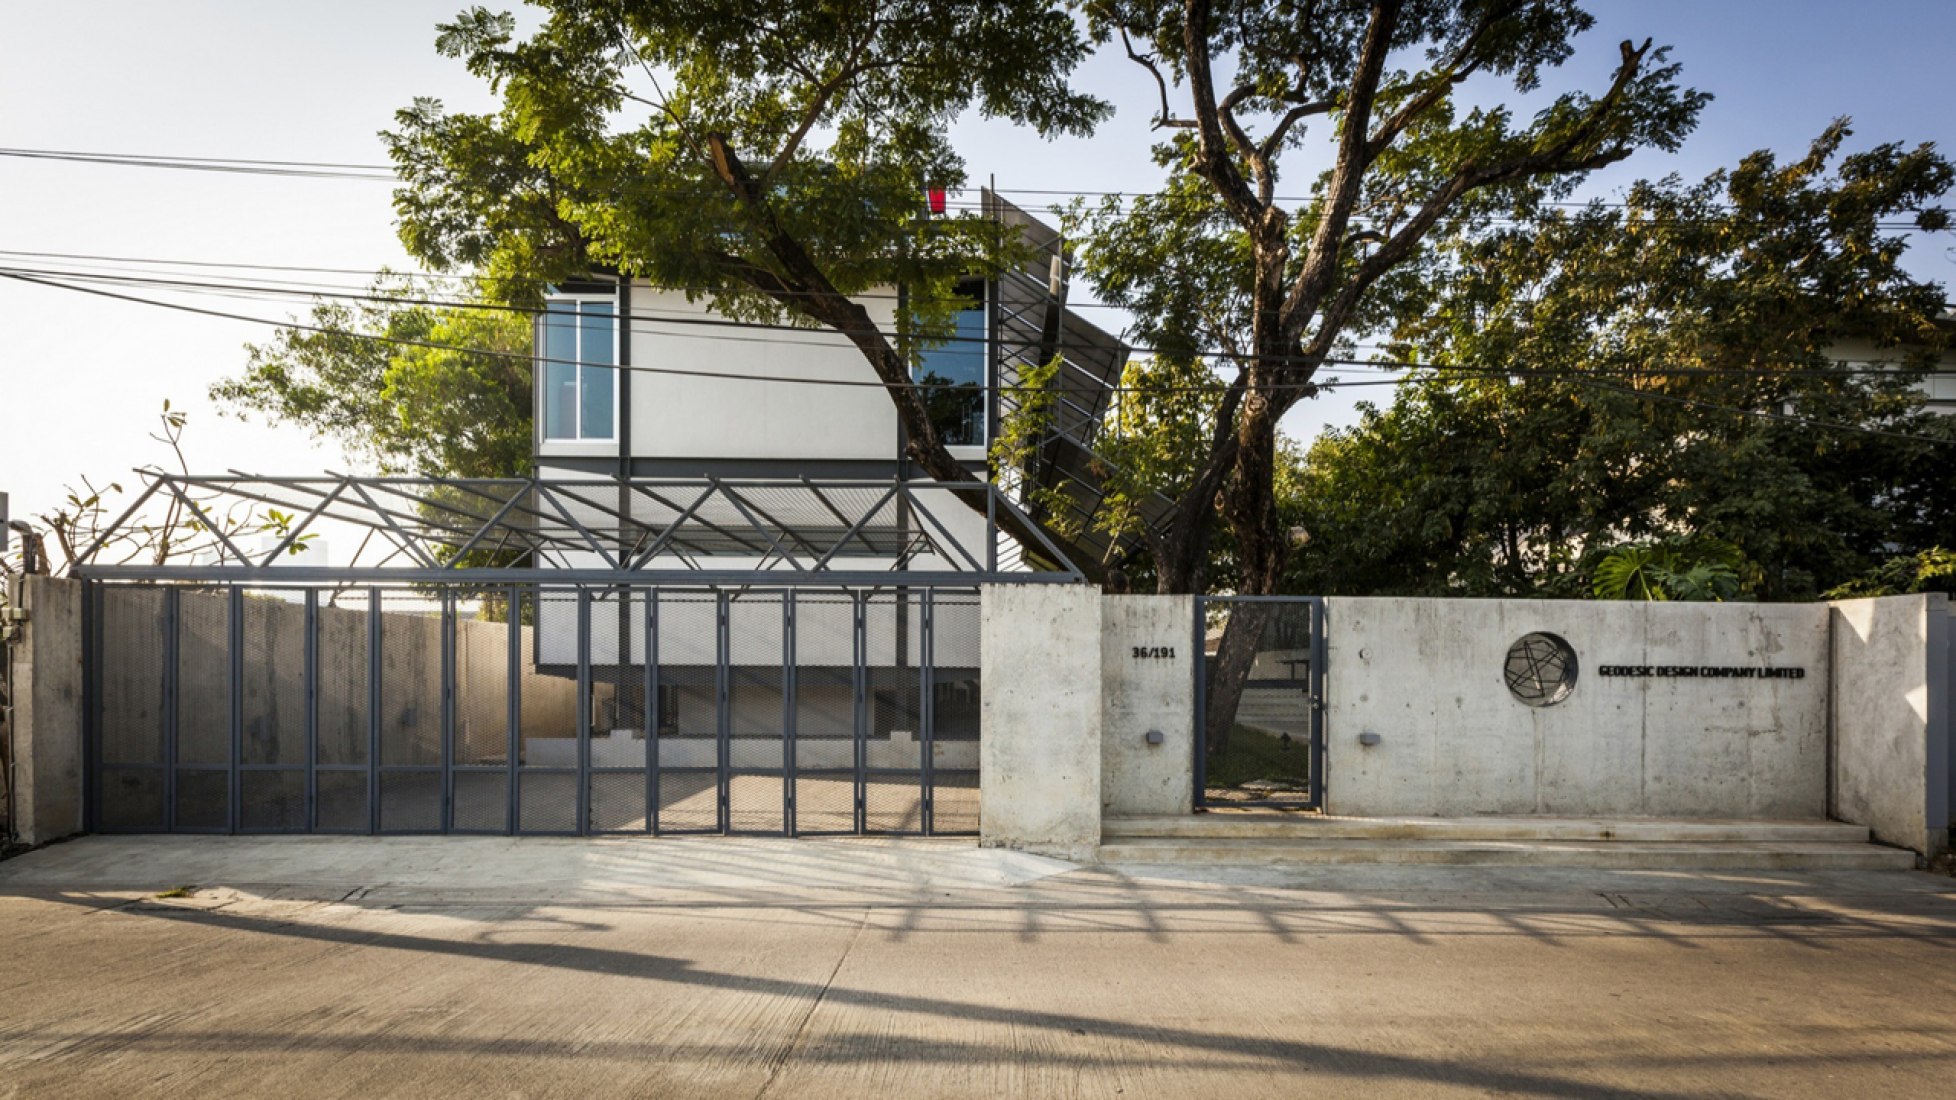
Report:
387,1,1106,326
1288,126,1956,600
1591,539,1747,601
1823,548,1956,599
211,280,534,478
1064,1,1705,591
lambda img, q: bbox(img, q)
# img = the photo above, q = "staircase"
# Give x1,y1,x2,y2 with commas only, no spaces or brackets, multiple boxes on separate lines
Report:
1099,814,1918,871
983,191,1171,575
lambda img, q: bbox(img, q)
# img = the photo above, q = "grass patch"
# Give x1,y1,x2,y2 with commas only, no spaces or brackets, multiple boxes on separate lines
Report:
1204,724,1310,791
154,885,196,899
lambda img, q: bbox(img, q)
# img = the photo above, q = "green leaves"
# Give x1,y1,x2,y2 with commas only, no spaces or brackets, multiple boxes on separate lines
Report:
1288,126,1956,601
388,1,1108,314
211,279,534,480
1592,540,1747,602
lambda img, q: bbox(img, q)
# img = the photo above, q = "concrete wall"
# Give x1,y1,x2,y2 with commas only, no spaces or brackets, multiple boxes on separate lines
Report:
8,576,84,845
1101,595,1195,817
979,585,1100,858
1830,594,1950,857
1323,598,1831,820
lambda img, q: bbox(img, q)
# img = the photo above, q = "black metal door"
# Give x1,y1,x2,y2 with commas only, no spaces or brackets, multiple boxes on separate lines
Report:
1193,596,1325,810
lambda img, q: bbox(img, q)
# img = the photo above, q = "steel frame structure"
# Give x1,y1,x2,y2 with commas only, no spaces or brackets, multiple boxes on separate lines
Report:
74,472,1070,838
74,472,1083,587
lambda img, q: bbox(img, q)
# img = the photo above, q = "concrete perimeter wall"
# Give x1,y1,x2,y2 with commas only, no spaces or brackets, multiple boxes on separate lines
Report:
1323,598,1831,820
979,585,1102,858
1830,594,1950,858
8,576,84,846
1101,596,1196,817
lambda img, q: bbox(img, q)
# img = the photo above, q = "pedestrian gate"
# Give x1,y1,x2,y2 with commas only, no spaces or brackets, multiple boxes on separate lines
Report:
1194,596,1324,809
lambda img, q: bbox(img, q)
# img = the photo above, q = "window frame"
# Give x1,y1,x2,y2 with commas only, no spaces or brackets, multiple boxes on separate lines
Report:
537,292,622,454
913,278,991,458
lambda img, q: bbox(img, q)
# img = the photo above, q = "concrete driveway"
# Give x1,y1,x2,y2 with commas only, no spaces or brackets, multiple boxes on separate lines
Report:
2,836,1955,1098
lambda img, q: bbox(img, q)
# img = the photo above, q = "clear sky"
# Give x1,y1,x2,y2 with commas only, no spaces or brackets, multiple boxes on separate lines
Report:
3,0,1952,548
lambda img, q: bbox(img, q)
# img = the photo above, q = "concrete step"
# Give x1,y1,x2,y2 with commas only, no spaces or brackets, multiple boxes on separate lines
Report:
1104,814,1874,845
1094,837,1918,871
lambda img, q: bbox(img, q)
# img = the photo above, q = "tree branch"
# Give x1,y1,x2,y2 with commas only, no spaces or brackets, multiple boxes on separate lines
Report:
1303,41,1656,359
1121,27,1195,130
1364,1,1515,159
1180,0,1265,230
1279,0,1403,341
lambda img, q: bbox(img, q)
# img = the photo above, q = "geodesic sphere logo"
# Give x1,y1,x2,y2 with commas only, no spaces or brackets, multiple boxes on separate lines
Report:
1504,632,1578,707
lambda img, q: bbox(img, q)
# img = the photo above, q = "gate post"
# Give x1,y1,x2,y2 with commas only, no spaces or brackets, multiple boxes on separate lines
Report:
6,575,86,845
978,584,1102,859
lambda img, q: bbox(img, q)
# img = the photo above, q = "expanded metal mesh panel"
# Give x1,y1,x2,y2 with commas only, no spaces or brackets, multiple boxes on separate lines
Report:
240,770,307,832
794,593,856,669
931,772,980,835
792,669,855,769
380,771,442,832
97,587,167,830
589,772,650,833
657,591,717,668
240,593,306,766
793,772,856,834
454,601,511,766
727,773,785,834
451,770,508,833
869,667,923,772
726,594,780,666
862,592,917,669
658,771,718,832
315,771,368,832
315,600,369,766
520,771,578,833
175,591,230,767
174,768,228,830
378,594,443,768
99,587,166,767
516,589,581,775
97,767,165,830
85,579,989,838
864,775,926,834
932,593,982,669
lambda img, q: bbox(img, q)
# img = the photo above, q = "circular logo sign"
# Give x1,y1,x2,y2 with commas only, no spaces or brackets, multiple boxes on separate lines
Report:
1504,632,1578,707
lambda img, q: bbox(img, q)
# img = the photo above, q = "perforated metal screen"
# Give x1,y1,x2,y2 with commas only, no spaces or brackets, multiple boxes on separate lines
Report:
84,582,982,837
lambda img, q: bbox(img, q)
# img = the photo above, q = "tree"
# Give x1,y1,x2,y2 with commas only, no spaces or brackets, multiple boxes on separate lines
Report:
213,278,534,479
1286,125,1956,601
382,0,1107,561
1076,0,1705,597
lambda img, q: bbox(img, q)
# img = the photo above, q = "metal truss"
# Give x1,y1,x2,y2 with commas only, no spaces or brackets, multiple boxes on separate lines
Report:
74,472,1083,586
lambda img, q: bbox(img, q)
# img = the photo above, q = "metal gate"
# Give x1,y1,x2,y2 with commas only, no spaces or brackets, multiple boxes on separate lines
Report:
1194,596,1324,810
82,582,981,836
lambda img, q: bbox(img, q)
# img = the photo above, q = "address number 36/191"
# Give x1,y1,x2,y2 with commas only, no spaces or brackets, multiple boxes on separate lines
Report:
1131,646,1177,659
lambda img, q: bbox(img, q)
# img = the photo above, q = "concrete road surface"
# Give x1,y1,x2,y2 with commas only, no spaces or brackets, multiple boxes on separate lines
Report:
2,836,1954,1098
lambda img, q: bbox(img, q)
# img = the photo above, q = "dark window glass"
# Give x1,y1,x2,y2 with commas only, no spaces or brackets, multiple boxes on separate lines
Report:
915,294,987,447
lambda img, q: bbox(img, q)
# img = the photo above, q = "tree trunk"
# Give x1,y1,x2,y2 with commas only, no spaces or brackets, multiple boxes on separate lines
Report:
1202,600,1271,761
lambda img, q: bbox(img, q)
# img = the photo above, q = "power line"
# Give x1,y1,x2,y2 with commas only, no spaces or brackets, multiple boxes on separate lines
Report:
6,261,1950,381
6,268,1952,454
2,146,1942,231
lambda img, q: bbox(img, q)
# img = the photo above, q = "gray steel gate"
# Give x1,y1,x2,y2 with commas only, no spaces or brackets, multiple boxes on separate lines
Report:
83,582,980,836
1194,596,1324,810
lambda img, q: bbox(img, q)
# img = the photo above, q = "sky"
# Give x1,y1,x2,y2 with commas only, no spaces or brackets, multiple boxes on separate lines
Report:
2,0,1953,557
